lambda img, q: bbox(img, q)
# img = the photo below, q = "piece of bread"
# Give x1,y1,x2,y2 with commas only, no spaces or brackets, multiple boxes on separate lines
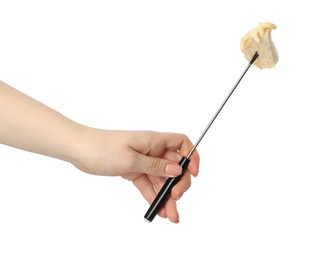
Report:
240,22,278,69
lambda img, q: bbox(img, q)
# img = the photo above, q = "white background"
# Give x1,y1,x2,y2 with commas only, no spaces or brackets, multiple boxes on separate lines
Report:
1,0,309,259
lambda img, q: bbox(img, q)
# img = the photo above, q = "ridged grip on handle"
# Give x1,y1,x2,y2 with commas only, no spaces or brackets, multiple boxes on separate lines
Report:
144,156,190,222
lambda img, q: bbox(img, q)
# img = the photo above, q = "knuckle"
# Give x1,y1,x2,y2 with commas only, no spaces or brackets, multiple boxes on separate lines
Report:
149,157,162,174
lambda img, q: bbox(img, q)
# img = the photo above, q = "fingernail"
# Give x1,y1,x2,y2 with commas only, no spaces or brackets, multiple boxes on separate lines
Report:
165,164,182,176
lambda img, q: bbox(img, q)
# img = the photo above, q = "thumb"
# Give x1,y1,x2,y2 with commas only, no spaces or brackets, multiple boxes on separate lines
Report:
134,154,182,177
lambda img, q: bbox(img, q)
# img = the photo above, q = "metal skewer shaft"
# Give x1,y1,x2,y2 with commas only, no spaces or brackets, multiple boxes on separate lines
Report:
187,52,259,158
144,52,259,223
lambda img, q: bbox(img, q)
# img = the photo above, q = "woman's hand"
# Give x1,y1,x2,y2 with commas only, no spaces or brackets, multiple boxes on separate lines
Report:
73,128,200,223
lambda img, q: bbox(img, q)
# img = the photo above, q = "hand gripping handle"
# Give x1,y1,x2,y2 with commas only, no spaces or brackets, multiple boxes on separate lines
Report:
144,156,190,222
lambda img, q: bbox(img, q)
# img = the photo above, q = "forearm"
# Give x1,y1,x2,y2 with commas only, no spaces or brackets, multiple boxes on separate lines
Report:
0,81,81,163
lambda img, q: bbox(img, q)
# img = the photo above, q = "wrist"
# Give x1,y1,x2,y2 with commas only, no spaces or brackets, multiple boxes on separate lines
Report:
63,125,110,175
57,122,89,167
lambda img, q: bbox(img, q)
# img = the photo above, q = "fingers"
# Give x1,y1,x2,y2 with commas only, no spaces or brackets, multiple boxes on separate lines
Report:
129,152,183,178
171,171,191,200
188,150,200,177
164,197,179,223
126,131,200,178
164,149,200,178
132,171,192,223
128,131,200,223
164,133,200,178
128,149,199,180
133,174,167,219
133,174,179,222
